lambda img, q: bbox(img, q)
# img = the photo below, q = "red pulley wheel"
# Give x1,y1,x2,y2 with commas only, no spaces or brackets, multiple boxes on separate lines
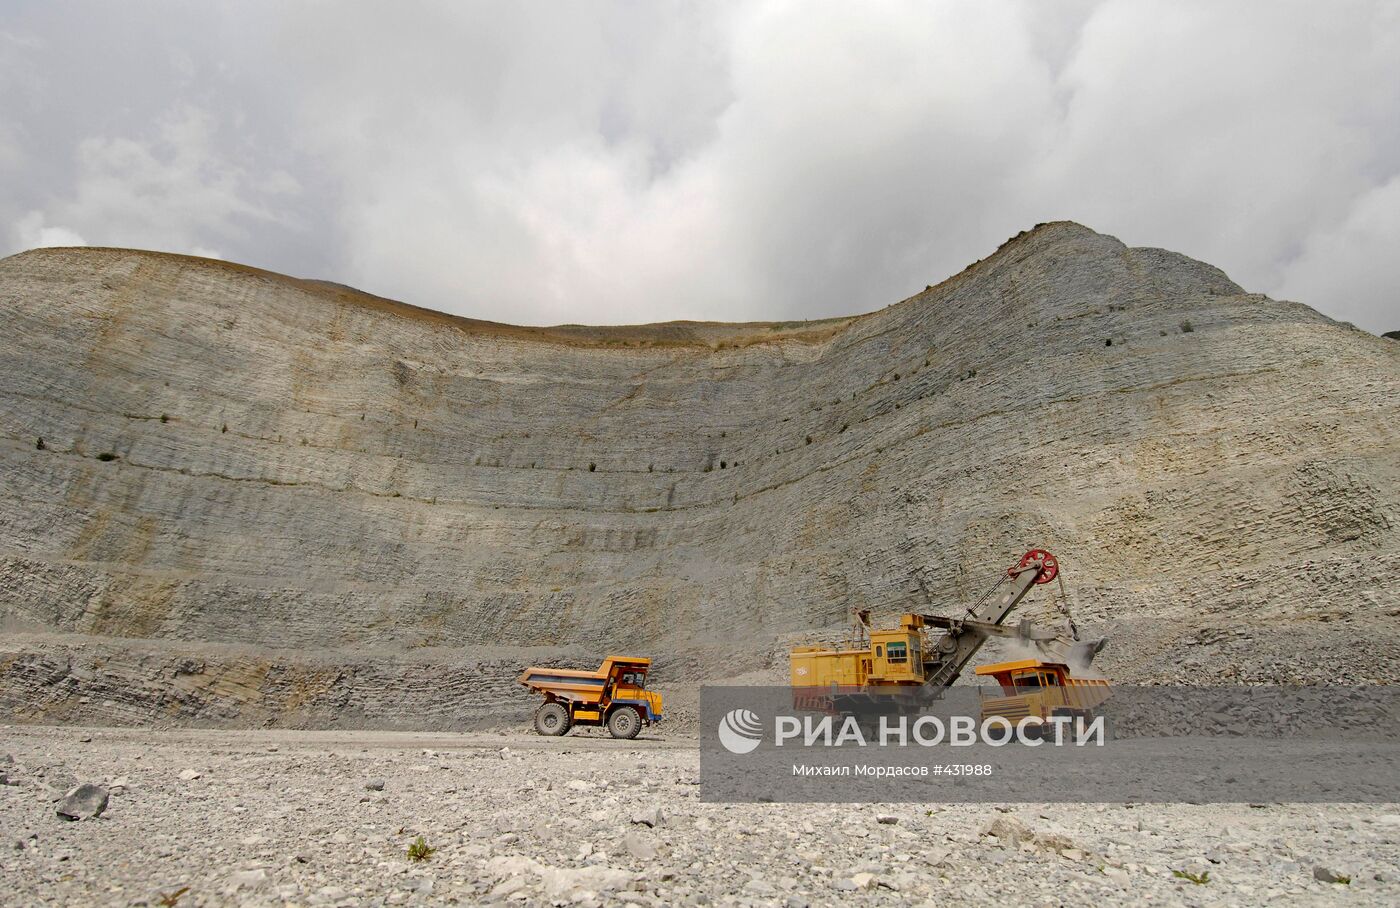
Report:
1010,548,1058,584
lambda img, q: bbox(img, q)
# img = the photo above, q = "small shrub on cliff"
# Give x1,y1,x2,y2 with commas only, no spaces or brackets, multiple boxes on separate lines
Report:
35,437,44,450
1180,320,1194,333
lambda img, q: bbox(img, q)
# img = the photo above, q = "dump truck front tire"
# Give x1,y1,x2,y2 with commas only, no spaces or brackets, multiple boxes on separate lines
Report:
535,702,572,736
607,706,642,739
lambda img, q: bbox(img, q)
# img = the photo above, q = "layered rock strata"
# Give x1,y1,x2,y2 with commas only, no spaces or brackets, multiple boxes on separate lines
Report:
1,222,1396,727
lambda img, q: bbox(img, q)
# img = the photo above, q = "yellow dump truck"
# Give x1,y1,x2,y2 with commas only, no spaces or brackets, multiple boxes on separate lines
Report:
517,656,663,738
975,658,1110,734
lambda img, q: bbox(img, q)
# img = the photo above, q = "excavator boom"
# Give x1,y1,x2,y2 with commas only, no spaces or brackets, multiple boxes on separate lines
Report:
916,548,1058,691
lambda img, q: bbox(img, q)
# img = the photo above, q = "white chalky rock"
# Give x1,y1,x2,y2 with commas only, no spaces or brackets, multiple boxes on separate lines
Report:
624,832,657,861
56,784,108,820
228,868,268,889
3,224,1395,724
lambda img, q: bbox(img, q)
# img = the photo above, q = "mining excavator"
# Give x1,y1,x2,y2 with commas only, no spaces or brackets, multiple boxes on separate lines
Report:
790,549,1107,726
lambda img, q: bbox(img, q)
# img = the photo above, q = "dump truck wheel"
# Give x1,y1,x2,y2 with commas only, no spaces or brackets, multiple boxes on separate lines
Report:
535,702,572,736
607,706,642,739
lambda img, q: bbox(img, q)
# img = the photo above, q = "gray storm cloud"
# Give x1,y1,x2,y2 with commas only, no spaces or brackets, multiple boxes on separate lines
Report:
1,1,1396,332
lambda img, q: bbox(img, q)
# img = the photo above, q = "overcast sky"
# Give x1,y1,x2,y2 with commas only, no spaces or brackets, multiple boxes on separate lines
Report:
1,2,1396,332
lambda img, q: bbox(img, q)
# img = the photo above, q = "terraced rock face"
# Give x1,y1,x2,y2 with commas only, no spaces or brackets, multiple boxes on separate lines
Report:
1,222,1396,728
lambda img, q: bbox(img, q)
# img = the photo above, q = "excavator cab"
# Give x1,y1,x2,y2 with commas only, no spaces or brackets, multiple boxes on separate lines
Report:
867,615,927,683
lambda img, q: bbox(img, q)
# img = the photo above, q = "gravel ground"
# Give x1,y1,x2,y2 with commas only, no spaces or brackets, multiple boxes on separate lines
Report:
2,725,1398,907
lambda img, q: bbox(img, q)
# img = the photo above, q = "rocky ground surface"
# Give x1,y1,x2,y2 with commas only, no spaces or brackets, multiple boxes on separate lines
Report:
2,725,1397,907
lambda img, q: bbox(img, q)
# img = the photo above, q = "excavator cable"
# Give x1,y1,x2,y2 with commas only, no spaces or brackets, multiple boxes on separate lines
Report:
966,571,1009,618
1053,571,1080,639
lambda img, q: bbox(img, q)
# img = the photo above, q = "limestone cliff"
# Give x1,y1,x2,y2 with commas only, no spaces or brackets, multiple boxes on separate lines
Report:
1,222,1396,728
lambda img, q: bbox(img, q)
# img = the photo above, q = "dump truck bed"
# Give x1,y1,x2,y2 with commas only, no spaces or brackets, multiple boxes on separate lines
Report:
517,656,651,706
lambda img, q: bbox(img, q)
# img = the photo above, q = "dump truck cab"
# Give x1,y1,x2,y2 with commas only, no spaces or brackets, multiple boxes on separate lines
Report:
975,658,1110,734
608,663,659,722
518,656,663,738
